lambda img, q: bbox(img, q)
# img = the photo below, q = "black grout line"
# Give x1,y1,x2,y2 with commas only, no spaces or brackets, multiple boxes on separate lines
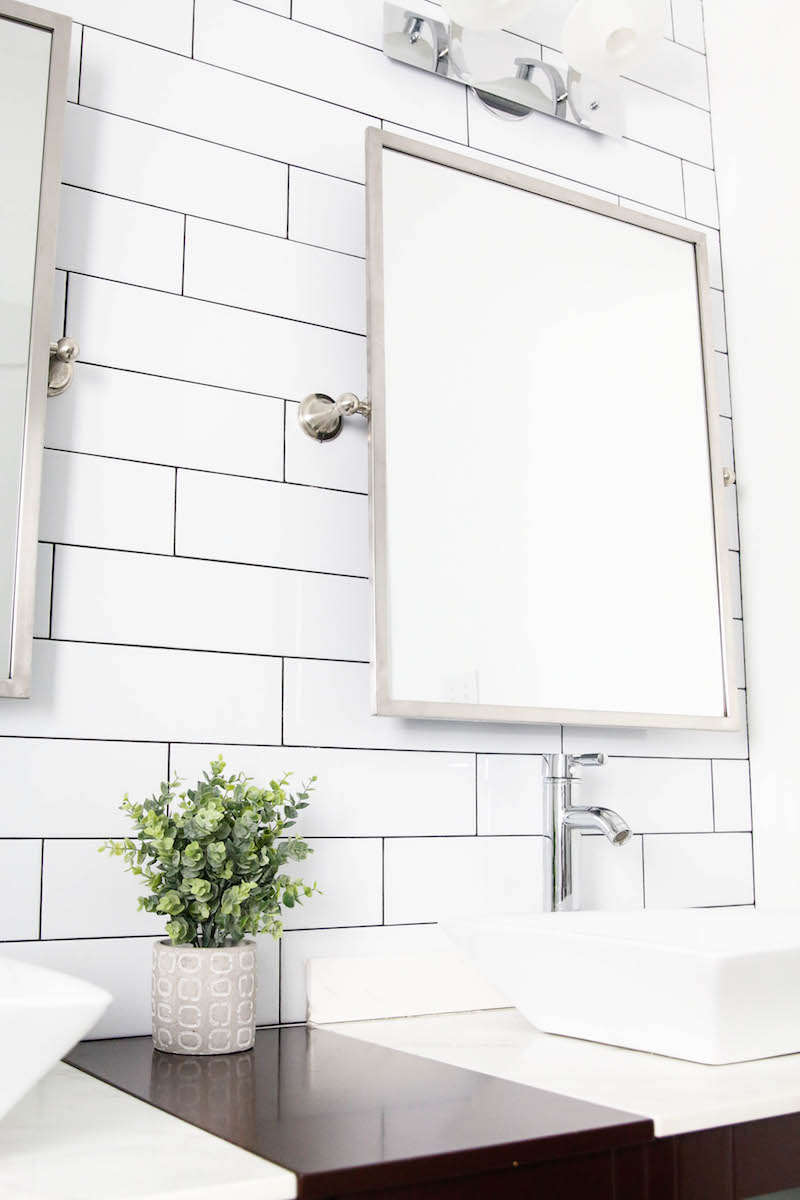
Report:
190,0,196,57
76,24,85,104
277,938,282,1024
679,159,688,219
380,838,385,924
42,636,369,665
63,268,367,340
282,400,288,483
47,545,56,639
37,840,45,939
710,758,717,830
45,432,368,496
473,754,478,836
62,271,70,337
172,468,178,553
280,658,285,746
39,539,370,582
180,214,187,294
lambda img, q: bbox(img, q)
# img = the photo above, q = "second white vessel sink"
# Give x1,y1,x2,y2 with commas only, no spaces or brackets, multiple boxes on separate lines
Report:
0,956,110,1119
441,908,800,1065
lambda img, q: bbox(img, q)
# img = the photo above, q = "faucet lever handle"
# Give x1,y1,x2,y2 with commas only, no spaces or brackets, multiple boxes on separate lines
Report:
570,752,605,769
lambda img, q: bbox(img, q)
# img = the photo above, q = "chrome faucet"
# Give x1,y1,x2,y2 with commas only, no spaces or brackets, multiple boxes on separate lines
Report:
543,753,632,912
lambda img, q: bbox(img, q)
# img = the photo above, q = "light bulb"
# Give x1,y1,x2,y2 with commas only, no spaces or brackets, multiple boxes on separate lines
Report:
562,0,663,80
440,0,537,32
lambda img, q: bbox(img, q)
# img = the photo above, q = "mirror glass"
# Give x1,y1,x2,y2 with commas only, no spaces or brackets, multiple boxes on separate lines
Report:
0,15,51,679
0,2,69,697
369,135,737,730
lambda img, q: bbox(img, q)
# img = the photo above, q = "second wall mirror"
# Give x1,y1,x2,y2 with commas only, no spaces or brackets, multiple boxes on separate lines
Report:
363,129,738,732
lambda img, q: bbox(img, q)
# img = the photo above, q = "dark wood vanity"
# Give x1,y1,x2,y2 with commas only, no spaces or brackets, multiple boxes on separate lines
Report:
66,1025,800,1200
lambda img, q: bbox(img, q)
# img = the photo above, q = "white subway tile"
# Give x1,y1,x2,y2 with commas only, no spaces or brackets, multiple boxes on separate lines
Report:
285,660,560,753
80,29,374,184
39,450,175,554
728,551,742,619
184,218,366,334
282,837,382,929
625,41,708,108
0,641,281,743
579,833,644,910
307,950,506,1023
582,757,713,833
466,93,684,212
644,832,753,908
0,841,41,939
48,0,194,53
284,400,368,494
563,694,749,760
671,0,705,52
176,470,369,577
713,760,752,832
3,935,278,1036
67,24,82,103
624,80,712,166
711,288,728,351
683,162,719,227
45,365,284,481
726,483,740,552
477,755,544,835
292,0,382,47
42,839,164,939
63,106,288,236
67,276,366,403
194,0,467,143
57,187,184,292
715,351,731,416
281,923,463,1023
384,836,546,923
171,745,476,836
53,546,369,661
0,739,167,837
34,543,54,638
289,168,366,258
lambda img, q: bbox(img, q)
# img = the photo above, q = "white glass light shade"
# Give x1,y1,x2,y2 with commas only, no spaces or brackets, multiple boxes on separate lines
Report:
440,0,537,32
562,0,663,80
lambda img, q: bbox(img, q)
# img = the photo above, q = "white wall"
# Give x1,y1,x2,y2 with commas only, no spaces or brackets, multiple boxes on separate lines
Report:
0,0,754,1035
704,0,800,908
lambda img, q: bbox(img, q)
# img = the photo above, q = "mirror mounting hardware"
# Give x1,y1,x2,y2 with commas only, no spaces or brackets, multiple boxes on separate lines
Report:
298,392,371,442
47,337,79,397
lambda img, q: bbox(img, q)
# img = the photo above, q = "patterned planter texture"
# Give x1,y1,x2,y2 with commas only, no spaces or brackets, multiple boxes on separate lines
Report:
152,939,257,1055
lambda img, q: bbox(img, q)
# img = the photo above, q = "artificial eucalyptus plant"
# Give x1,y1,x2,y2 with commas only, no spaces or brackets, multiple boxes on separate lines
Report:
101,757,318,948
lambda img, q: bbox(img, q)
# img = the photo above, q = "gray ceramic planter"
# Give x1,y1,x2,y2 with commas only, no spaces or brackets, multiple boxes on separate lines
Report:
152,940,257,1055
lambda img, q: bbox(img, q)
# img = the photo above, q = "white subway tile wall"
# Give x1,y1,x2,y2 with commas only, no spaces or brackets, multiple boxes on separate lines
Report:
1,0,752,1036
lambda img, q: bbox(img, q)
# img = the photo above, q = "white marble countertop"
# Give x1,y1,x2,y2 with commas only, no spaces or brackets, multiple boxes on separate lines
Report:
0,1062,296,1200
325,1008,800,1138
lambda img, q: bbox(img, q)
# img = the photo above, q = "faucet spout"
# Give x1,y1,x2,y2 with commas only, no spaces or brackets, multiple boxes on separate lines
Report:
564,805,632,846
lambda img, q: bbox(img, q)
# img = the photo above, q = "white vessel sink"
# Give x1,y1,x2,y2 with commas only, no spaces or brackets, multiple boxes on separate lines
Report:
441,908,800,1065
0,956,111,1119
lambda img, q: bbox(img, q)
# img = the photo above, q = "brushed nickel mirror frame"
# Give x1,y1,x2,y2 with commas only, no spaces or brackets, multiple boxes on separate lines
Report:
0,0,71,697
365,127,741,731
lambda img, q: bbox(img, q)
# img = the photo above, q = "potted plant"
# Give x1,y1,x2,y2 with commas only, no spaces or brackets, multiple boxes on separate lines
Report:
101,756,317,1056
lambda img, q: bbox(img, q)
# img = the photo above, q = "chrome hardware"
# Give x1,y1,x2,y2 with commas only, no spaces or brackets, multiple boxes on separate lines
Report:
723,466,736,487
543,752,632,912
47,337,79,397
382,3,624,137
298,392,371,442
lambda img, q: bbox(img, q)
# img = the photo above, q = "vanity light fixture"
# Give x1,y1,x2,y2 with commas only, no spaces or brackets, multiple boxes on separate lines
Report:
382,0,662,137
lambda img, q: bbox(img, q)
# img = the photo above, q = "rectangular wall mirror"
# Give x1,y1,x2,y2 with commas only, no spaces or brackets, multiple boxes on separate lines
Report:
367,129,739,731
0,0,70,697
